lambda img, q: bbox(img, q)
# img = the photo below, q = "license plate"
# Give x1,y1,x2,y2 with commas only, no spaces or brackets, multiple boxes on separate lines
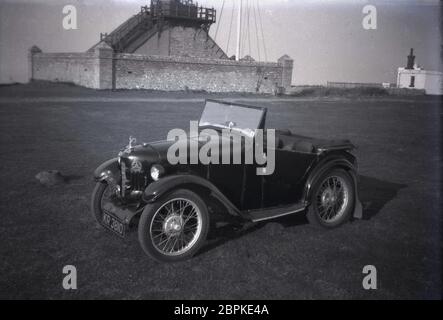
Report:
102,211,125,237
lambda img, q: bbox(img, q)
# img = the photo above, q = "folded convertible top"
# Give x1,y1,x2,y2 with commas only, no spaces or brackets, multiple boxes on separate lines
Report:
275,130,355,153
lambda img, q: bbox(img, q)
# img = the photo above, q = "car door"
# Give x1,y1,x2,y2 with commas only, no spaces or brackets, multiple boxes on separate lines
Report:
263,148,316,207
206,134,246,209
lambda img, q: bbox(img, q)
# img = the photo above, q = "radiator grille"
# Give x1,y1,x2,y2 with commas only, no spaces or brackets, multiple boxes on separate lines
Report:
120,160,147,194
130,172,146,191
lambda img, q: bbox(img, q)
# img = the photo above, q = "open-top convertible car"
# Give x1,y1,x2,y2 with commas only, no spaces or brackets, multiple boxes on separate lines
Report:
92,100,362,262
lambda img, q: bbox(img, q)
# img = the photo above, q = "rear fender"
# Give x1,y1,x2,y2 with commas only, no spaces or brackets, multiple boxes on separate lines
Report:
142,175,242,217
303,154,362,219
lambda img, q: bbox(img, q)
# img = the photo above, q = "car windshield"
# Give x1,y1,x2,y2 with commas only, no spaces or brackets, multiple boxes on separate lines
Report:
199,100,264,138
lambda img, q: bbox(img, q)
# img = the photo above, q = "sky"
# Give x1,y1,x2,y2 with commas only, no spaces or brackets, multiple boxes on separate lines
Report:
0,0,441,85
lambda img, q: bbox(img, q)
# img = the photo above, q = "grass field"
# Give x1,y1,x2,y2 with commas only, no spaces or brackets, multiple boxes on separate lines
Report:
0,83,441,299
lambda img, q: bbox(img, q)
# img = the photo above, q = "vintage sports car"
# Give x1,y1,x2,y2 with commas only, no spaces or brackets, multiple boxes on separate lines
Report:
92,100,362,262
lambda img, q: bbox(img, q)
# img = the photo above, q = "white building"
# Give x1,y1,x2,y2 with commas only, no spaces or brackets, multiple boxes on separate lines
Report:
396,49,443,95
397,68,443,95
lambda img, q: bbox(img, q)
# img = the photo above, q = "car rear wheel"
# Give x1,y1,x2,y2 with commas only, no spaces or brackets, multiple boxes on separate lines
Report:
307,169,355,228
138,189,209,263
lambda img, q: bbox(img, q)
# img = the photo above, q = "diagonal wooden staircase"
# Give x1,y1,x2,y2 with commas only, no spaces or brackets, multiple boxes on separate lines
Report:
95,6,159,53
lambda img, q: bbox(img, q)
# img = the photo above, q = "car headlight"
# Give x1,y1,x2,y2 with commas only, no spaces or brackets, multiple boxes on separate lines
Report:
150,164,165,181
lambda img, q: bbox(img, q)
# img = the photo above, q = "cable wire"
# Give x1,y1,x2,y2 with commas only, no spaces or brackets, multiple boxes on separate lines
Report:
225,0,235,57
214,0,225,43
246,0,252,57
252,0,261,61
256,0,268,61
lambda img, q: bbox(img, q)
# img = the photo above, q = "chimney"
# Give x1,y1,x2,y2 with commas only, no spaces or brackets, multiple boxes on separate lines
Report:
406,48,415,70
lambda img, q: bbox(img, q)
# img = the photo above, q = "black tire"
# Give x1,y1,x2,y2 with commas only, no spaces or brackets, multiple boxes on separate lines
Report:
91,182,109,227
138,189,210,263
307,169,355,229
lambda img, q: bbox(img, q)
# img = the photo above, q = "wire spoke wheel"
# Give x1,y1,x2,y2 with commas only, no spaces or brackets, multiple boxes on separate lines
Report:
315,175,350,223
149,198,203,256
91,182,119,228
99,184,112,210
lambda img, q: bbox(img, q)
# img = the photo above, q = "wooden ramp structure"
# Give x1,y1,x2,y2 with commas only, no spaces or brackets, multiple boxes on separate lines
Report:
90,0,227,59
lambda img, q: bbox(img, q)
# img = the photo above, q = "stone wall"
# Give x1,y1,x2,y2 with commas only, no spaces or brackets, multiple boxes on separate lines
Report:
134,25,228,60
30,49,99,88
168,25,228,59
30,45,293,93
114,54,287,93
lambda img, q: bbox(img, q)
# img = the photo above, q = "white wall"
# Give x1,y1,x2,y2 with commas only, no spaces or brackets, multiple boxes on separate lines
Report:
397,69,443,95
424,73,443,95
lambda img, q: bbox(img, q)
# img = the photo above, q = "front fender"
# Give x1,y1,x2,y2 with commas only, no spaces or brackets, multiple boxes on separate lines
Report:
303,153,362,219
94,158,120,183
142,174,241,216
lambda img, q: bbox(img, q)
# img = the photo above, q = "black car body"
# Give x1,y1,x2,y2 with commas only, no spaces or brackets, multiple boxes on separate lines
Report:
92,100,362,262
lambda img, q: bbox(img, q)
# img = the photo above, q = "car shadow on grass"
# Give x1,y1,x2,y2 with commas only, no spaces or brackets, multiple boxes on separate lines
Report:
198,175,407,256
63,174,84,183
358,175,407,220
198,217,264,257
277,175,407,227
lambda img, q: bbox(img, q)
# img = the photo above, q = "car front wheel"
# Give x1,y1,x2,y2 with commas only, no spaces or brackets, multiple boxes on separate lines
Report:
307,169,355,228
138,189,209,262
91,182,112,228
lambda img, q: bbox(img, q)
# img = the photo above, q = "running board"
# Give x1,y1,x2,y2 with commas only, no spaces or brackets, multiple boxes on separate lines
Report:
245,203,307,222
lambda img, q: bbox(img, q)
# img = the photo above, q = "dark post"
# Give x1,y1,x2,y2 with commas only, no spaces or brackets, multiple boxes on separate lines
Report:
406,48,415,70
